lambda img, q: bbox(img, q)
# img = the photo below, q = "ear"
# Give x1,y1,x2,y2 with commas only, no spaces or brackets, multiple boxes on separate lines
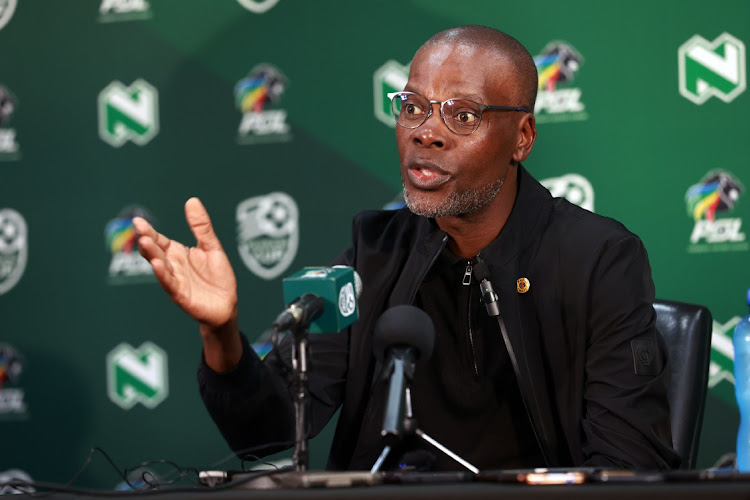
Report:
512,113,537,163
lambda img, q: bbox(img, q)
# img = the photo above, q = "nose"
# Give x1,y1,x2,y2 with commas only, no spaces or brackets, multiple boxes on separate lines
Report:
412,102,448,149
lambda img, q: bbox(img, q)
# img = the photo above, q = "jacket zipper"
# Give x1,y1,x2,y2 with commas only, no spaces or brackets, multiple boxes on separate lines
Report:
407,235,449,305
463,261,478,376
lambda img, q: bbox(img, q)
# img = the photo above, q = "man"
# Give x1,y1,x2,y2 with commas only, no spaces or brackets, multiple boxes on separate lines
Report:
134,25,679,471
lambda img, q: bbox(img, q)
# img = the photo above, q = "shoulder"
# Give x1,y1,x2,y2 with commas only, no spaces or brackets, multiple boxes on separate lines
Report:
546,198,644,254
351,207,433,246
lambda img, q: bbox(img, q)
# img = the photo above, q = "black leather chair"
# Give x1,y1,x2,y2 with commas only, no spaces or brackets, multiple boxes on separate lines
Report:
653,299,713,470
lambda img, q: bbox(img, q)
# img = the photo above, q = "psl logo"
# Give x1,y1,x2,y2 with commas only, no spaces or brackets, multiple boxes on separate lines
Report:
106,342,168,410
105,206,155,285
98,79,159,147
678,33,746,105
0,0,16,31
99,0,152,22
685,170,746,252
540,173,594,212
237,0,279,13
235,64,291,144
0,343,28,419
236,192,298,280
0,85,20,160
373,60,409,127
533,42,587,123
0,208,27,295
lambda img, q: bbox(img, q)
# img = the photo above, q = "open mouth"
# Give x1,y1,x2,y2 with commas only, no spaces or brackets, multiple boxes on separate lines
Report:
407,164,451,189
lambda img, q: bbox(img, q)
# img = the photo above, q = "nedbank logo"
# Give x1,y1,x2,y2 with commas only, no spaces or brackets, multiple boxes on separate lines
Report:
107,342,168,410
98,79,159,147
373,60,409,127
679,33,746,105
708,316,741,407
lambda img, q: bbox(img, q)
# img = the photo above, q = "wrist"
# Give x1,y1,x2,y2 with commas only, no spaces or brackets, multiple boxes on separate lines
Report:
200,313,242,373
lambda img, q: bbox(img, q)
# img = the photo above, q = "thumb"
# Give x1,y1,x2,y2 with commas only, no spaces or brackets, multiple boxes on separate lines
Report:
184,197,222,251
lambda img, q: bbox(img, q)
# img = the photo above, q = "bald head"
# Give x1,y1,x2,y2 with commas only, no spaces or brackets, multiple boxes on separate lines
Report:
419,25,538,112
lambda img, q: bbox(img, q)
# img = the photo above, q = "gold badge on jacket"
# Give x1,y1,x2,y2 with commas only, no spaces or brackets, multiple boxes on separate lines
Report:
517,277,530,294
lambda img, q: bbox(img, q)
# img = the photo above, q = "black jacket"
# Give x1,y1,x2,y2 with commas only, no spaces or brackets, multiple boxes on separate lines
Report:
198,166,680,470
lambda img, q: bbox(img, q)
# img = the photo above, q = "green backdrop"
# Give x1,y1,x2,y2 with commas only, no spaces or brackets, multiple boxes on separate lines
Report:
1,0,748,489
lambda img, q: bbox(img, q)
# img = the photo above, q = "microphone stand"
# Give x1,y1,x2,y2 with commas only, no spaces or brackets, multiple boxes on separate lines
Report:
290,325,310,471
371,388,478,474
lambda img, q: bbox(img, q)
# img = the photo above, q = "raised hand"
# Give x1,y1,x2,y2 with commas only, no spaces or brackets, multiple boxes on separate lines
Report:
134,197,241,371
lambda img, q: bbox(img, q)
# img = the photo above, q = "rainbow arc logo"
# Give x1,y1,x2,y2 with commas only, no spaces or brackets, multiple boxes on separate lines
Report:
685,170,747,251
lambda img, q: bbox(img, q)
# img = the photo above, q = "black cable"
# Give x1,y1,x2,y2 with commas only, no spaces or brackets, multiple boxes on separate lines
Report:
0,467,287,497
0,329,320,496
0,441,302,497
124,459,200,489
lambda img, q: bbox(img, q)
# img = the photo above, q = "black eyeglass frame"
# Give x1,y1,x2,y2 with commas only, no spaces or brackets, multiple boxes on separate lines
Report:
388,91,531,135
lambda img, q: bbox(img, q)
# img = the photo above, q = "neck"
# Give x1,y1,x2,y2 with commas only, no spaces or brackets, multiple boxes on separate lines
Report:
435,166,518,259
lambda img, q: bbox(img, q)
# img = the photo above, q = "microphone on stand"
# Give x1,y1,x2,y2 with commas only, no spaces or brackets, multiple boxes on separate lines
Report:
372,305,435,441
272,265,361,333
268,265,362,472
369,306,478,474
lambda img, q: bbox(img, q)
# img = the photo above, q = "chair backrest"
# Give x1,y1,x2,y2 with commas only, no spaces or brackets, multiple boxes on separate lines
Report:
653,299,712,470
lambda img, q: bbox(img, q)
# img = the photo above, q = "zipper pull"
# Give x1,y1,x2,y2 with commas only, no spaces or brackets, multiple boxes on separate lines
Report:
463,262,472,285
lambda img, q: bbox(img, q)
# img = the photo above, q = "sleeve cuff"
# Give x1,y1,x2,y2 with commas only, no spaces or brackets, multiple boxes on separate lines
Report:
197,332,263,392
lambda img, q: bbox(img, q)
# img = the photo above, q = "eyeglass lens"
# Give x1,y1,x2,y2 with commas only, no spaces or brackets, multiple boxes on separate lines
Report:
391,93,483,135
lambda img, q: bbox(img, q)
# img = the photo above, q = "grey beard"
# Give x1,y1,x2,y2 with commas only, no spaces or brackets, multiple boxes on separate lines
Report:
403,175,505,218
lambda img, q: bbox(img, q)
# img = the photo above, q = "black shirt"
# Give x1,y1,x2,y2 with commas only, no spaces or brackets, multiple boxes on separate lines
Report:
393,247,544,471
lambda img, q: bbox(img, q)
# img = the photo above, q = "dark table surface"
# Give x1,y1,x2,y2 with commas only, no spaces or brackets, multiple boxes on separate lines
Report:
7,469,750,500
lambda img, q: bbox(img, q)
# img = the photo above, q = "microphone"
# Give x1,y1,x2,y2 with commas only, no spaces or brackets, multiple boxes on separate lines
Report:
271,293,325,332
473,259,500,317
373,305,435,441
273,265,361,333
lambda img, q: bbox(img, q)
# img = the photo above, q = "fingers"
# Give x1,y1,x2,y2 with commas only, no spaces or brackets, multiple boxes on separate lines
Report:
132,217,159,260
132,216,175,281
149,254,178,294
133,216,171,253
184,197,223,252
134,226,182,296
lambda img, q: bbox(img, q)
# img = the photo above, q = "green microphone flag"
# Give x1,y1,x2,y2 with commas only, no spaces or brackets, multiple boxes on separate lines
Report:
282,266,359,333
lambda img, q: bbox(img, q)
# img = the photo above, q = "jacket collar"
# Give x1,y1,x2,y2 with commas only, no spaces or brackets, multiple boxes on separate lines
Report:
478,164,553,269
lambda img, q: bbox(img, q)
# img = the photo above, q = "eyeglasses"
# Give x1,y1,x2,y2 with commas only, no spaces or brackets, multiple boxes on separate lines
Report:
388,91,530,135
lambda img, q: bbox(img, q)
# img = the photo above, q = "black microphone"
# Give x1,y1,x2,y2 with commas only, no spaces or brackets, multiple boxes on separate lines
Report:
373,305,435,441
271,293,325,331
473,259,500,317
